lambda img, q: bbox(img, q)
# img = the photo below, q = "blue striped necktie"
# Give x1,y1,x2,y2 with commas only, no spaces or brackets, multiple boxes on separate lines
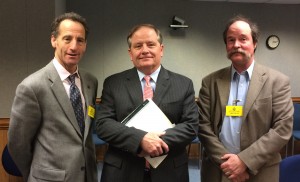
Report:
69,74,85,136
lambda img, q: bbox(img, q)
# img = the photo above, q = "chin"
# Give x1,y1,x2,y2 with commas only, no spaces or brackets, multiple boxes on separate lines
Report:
67,58,80,64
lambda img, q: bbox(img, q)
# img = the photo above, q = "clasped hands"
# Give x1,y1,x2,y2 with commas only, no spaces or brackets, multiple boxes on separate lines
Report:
220,154,249,182
138,131,169,158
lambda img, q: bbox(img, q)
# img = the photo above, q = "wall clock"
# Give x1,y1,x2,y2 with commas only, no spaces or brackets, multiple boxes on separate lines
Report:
266,35,280,49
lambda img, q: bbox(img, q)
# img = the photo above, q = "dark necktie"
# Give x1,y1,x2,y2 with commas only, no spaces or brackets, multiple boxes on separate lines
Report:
69,74,85,135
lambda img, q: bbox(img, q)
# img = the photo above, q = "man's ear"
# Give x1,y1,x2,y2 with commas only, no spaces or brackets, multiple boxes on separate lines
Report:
128,49,133,61
160,44,164,57
50,35,56,48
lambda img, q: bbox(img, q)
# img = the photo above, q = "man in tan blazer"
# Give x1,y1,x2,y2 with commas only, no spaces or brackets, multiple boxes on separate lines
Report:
198,15,293,182
8,12,98,182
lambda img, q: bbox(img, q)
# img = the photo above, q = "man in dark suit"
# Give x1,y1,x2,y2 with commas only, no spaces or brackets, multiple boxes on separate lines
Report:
8,12,98,182
198,15,293,182
96,24,199,182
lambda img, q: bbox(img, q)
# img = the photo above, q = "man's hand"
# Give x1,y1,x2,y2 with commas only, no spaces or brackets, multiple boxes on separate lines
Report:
230,171,250,182
138,132,169,157
220,154,249,182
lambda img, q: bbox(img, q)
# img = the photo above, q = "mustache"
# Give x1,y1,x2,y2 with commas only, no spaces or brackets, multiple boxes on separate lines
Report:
227,49,247,58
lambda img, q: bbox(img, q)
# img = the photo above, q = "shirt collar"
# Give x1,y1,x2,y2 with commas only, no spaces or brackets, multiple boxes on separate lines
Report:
231,60,254,81
52,58,80,81
137,65,161,83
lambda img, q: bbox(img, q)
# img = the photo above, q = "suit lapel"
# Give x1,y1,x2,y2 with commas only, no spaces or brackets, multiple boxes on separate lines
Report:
153,66,170,106
215,64,267,121
216,67,231,120
46,62,82,137
243,63,267,120
125,68,144,106
79,70,93,141
124,67,170,106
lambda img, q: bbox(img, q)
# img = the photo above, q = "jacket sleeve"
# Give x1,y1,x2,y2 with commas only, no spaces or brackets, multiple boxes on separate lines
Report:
8,81,43,181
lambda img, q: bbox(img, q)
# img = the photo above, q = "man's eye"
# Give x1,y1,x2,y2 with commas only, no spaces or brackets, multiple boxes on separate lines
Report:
227,39,234,43
134,45,142,49
148,43,155,47
77,39,85,44
64,37,71,42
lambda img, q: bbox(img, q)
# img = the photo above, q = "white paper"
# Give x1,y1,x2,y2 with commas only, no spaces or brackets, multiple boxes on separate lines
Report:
124,99,174,132
122,99,174,168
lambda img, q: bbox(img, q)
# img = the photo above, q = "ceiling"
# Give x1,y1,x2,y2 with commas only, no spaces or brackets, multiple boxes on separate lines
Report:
190,0,300,4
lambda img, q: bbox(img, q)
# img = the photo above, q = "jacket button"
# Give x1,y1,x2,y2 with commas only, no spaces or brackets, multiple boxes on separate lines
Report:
81,166,85,171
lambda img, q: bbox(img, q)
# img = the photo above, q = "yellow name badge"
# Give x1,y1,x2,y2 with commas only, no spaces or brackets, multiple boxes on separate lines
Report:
226,105,243,117
88,105,95,118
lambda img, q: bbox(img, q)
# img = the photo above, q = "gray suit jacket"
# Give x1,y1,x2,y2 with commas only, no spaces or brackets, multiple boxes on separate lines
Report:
198,63,293,182
96,66,199,182
8,61,98,182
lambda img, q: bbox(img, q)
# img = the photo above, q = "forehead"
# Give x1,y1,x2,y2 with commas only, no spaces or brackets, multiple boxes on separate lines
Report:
58,19,85,37
227,20,252,36
131,27,158,41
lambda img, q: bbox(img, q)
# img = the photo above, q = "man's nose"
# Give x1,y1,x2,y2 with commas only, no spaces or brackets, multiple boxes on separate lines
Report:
141,44,150,53
70,39,79,49
233,40,241,48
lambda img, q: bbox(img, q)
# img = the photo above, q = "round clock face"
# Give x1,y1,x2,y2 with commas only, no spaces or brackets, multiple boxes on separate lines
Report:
266,35,280,49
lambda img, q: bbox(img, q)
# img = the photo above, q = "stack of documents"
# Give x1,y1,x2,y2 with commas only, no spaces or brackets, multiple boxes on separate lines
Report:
122,99,174,168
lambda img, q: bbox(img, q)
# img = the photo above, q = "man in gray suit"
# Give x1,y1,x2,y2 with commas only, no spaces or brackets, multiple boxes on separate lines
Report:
8,12,98,182
198,15,293,182
96,24,199,182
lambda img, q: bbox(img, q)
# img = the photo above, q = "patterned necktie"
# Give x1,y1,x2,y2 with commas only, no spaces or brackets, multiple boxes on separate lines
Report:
143,75,153,101
143,75,153,169
69,74,85,136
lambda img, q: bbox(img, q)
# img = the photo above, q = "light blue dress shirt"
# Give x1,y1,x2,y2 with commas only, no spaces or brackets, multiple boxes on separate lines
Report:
219,61,254,154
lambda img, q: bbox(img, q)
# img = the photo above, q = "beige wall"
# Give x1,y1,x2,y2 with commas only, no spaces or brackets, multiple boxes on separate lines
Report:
1,0,300,117
67,0,300,97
